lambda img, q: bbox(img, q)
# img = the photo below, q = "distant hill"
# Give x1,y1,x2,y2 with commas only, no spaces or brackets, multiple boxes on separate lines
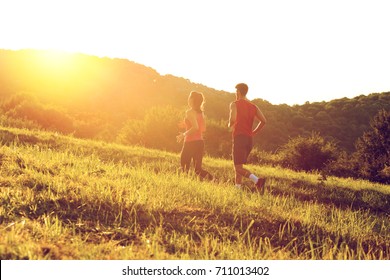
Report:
0,49,232,118
1,49,389,153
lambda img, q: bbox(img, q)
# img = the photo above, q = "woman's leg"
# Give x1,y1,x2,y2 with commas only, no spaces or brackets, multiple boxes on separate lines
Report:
180,142,192,173
193,141,213,180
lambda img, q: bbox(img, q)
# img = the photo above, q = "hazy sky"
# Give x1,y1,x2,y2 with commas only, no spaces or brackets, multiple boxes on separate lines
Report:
1,0,390,105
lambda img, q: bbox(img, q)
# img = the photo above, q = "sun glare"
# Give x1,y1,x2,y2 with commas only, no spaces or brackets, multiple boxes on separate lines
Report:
25,49,93,100
36,50,75,71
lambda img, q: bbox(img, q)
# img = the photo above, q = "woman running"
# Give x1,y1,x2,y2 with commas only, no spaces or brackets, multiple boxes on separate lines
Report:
177,91,213,180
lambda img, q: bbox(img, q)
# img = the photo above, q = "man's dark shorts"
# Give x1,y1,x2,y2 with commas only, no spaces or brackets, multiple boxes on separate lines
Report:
233,134,253,165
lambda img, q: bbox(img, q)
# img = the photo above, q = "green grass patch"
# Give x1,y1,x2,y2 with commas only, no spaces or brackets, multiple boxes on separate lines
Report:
0,126,389,259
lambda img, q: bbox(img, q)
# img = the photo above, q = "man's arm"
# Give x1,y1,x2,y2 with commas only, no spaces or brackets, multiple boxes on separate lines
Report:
252,106,266,135
228,102,237,128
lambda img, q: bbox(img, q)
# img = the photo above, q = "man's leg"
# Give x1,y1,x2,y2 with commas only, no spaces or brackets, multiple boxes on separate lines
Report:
233,135,254,186
235,164,265,192
234,164,252,184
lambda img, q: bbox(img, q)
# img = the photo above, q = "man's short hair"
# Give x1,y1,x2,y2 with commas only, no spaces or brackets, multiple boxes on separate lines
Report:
235,83,248,96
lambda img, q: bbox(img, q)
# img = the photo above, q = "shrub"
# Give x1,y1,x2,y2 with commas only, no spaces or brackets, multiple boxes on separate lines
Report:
278,132,338,172
117,106,183,152
248,147,279,166
325,151,359,179
117,119,146,146
203,119,231,158
1,93,74,134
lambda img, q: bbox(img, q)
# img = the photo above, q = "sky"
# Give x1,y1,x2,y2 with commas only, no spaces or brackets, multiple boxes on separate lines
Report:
1,0,390,105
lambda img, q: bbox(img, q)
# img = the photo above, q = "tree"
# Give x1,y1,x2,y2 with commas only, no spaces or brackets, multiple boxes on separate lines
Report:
355,109,390,184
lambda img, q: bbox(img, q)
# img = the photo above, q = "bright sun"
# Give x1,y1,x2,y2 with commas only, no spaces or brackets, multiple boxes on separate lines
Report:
36,50,75,71
25,49,91,100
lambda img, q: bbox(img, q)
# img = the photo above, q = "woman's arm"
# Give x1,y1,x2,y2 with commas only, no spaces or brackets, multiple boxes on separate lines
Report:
176,110,199,143
183,110,199,135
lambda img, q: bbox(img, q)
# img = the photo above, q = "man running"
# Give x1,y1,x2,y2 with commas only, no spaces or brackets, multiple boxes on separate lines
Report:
228,83,267,193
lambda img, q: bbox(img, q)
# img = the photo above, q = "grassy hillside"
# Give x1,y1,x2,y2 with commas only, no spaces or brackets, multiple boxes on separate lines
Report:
0,126,389,260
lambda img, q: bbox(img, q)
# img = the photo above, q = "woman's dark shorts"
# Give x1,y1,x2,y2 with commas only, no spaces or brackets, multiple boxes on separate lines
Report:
232,134,253,165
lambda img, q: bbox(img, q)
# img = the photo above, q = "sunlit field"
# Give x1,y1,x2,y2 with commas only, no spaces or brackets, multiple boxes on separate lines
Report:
1,126,389,260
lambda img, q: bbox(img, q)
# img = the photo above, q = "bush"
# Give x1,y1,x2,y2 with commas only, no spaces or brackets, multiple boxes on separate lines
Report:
117,106,183,152
117,119,146,146
248,147,280,166
203,119,231,158
325,151,359,179
1,93,74,134
0,114,42,131
278,133,338,172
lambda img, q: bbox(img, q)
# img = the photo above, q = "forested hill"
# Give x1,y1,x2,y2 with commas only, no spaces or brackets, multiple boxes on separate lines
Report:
1,49,389,153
